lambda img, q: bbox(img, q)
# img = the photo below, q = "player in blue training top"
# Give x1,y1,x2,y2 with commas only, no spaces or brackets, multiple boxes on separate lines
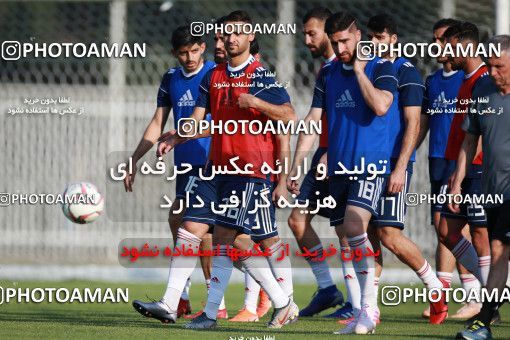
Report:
308,11,398,335
125,25,215,321
286,6,347,319
365,14,448,325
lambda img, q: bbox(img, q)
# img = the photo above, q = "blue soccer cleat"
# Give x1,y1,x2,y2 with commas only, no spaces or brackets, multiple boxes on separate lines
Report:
324,301,354,319
184,312,217,329
456,320,492,340
298,285,344,317
132,299,177,324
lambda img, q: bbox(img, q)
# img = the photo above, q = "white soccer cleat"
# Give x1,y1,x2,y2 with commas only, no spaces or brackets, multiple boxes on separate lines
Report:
354,305,377,334
333,309,360,335
451,302,482,319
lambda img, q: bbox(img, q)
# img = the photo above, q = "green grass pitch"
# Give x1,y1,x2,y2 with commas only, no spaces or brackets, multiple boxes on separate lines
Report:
0,280,508,339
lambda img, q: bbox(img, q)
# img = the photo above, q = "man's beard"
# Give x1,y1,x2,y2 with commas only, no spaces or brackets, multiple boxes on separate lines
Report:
310,40,328,58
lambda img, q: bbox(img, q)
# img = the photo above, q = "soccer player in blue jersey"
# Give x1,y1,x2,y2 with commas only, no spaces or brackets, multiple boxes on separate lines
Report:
126,26,225,321
305,11,399,334
286,6,346,318
364,14,448,325
417,19,484,320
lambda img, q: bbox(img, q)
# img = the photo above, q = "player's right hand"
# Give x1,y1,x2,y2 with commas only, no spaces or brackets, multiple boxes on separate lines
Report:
123,163,137,192
157,130,178,157
287,167,300,195
447,173,462,213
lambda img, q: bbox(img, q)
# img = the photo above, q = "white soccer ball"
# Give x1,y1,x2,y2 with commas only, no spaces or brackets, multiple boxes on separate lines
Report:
62,182,104,224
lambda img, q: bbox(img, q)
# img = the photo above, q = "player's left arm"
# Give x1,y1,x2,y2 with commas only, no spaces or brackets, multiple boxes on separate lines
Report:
239,97,296,123
416,74,432,150
448,106,482,212
353,59,397,116
238,70,296,123
448,133,479,212
388,65,424,194
273,132,291,205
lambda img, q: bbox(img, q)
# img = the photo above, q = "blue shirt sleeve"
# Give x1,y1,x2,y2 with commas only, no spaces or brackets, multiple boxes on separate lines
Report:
156,71,172,108
311,67,327,109
249,70,291,105
196,68,213,110
373,60,398,93
422,74,432,115
471,73,489,95
398,63,424,107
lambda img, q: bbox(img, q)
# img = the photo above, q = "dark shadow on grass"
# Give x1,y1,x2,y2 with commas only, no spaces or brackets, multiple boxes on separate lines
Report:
0,310,171,329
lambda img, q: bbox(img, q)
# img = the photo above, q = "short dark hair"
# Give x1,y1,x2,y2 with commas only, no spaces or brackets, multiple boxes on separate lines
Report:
171,25,203,50
215,15,227,26
433,18,460,31
250,38,260,55
367,14,398,35
225,10,252,24
325,11,358,35
302,6,332,24
443,21,479,43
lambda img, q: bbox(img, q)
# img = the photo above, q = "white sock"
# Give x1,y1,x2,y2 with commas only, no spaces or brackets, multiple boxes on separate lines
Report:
204,245,233,320
374,276,380,304
266,240,294,298
304,244,335,289
162,228,201,311
416,261,443,290
460,273,481,301
240,250,290,309
452,237,483,282
478,256,491,286
437,271,453,286
347,233,376,307
181,278,191,300
341,246,361,310
244,271,260,314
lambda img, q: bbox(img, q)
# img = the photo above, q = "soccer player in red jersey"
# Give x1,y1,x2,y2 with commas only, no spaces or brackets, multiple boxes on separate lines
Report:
159,10,299,330
437,21,493,322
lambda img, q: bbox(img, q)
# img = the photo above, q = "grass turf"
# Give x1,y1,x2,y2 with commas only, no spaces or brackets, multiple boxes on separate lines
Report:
0,280,508,339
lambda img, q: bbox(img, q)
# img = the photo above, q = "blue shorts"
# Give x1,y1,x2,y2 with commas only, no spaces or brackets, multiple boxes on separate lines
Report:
329,175,388,227
429,157,456,221
251,182,278,241
295,147,330,218
372,160,413,229
215,176,277,240
440,170,487,227
175,166,204,199
182,173,217,227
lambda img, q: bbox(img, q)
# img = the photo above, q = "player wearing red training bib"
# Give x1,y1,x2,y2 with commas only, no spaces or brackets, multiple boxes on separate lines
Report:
159,11,299,330
437,23,492,323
